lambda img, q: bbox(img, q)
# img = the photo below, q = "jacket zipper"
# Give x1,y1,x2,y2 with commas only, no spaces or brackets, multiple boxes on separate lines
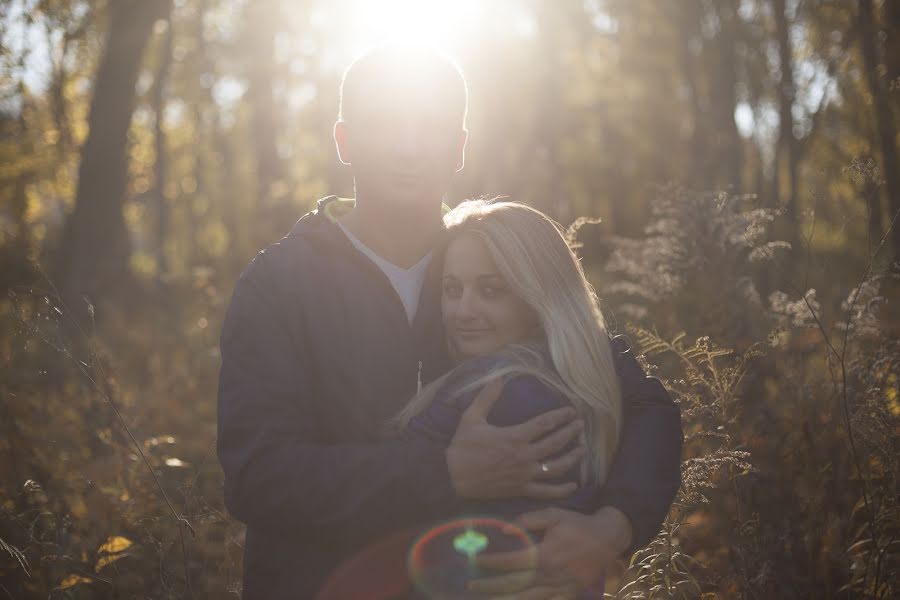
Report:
416,360,423,395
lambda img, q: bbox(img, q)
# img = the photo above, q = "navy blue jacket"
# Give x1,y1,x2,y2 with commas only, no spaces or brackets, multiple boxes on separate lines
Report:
217,196,683,598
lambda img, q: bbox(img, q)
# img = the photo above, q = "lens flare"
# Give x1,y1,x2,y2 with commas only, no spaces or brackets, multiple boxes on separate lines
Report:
408,517,536,599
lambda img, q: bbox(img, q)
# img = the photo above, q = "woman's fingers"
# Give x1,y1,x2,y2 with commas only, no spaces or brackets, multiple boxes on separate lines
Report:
455,390,584,499
486,583,579,600
533,445,585,480
466,570,536,595
522,480,578,500
508,407,578,442
530,419,583,459
476,547,539,572
514,508,563,533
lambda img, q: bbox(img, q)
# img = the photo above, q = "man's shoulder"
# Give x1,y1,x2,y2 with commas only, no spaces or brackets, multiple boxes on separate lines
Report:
239,203,343,283
234,235,309,290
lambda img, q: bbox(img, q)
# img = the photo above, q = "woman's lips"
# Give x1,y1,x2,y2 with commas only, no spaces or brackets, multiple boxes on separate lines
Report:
454,328,493,340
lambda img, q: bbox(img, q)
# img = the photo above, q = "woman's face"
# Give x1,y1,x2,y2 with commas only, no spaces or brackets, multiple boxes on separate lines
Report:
441,234,539,360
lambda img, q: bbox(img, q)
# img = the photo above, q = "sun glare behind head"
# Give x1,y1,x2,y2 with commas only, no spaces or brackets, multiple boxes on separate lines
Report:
336,0,483,57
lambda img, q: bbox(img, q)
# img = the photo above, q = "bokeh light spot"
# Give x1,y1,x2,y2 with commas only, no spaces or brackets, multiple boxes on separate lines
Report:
453,527,488,561
409,517,535,599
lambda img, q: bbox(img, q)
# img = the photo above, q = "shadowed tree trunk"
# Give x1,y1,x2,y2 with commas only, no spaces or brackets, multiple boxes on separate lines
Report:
859,0,900,254
54,0,171,314
44,3,92,159
773,0,799,225
153,15,174,282
46,23,73,156
674,0,707,188
245,0,285,209
187,0,221,269
10,105,33,244
711,0,743,190
500,1,574,222
885,0,900,86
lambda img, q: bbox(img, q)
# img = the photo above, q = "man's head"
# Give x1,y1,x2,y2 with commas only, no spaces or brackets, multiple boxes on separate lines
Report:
334,46,468,210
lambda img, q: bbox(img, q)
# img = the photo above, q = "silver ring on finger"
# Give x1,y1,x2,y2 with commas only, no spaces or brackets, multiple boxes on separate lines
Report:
540,461,550,473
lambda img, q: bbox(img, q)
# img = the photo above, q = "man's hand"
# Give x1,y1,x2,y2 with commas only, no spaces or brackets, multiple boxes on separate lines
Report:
468,506,634,598
446,380,586,500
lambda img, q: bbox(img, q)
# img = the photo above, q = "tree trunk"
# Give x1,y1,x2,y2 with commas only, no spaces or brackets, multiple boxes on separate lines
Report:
11,106,33,244
188,0,217,269
508,2,569,222
864,174,883,253
674,0,707,188
47,23,74,156
883,0,900,86
712,0,743,190
54,0,171,313
773,0,799,224
153,15,174,282
245,0,284,209
859,0,900,255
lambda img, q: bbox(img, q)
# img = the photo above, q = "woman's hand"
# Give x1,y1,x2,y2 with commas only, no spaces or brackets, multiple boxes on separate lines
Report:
467,506,633,598
446,380,586,500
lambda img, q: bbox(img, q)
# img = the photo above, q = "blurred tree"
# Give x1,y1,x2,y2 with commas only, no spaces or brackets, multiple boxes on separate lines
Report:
54,0,171,311
772,0,800,227
859,0,900,253
708,0,744,189
152,16,174,281
43,0,90,158
242,0,285,209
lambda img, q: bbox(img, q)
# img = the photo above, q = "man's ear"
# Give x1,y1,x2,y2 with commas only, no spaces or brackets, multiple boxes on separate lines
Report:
455,129,468,172
334,121,351,165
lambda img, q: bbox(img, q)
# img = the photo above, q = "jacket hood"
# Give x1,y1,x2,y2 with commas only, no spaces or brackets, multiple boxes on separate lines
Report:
285,196,353,247
287,195,452,248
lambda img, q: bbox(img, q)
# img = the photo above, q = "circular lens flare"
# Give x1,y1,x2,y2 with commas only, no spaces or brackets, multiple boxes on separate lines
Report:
408,517,536,599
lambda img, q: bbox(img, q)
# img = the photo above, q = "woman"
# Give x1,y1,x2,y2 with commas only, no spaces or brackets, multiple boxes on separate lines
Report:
393,198,623,598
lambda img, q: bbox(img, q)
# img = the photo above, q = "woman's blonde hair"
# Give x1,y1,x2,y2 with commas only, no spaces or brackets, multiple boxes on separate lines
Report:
392,199,622,486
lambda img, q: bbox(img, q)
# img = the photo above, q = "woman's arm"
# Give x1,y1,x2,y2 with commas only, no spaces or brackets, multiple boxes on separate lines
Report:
474,375,596,518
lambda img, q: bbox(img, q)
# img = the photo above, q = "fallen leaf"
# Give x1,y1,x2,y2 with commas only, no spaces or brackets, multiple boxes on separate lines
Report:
95,552,129,572
98,536,132,554
56,575,93,590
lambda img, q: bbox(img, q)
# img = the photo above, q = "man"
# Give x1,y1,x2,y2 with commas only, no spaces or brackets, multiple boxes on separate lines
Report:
217,46,682,598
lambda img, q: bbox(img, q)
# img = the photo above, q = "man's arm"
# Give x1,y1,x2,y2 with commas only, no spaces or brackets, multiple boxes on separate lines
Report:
217,257,458,542
594,335,684,555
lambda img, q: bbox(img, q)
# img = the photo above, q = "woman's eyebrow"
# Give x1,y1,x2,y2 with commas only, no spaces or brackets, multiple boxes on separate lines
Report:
477,273,505,282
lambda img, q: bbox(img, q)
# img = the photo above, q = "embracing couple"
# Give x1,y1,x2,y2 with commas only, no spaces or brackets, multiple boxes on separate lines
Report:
217,46,683,599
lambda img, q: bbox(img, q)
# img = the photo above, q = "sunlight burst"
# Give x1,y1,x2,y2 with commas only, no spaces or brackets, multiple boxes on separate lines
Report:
315,0,484,59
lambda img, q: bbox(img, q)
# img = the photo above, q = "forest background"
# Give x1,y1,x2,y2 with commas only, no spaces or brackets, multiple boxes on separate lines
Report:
0,0,898,598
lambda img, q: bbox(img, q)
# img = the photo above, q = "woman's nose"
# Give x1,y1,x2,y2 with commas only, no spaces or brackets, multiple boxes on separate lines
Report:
454,288,478,320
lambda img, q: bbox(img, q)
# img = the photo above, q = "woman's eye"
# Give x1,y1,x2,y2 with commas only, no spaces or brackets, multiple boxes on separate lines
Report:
443,282,462,298
480,284,505,299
